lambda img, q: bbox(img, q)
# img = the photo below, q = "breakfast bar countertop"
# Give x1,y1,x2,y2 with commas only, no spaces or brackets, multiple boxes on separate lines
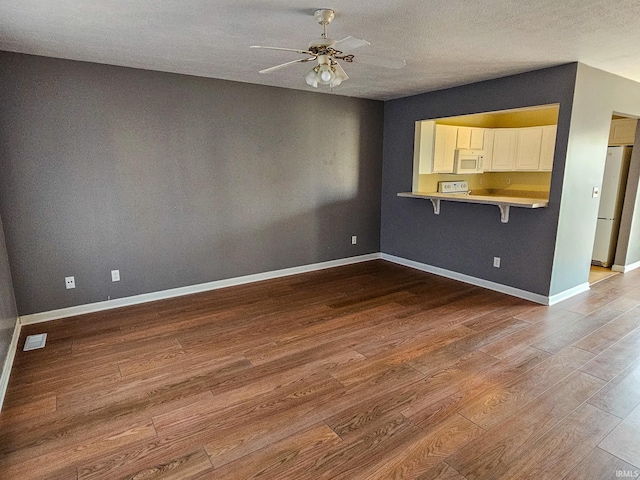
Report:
397,191,549,223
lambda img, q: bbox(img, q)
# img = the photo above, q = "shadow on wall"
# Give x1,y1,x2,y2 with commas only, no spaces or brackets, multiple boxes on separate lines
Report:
212,195,381,281
196,108,382,282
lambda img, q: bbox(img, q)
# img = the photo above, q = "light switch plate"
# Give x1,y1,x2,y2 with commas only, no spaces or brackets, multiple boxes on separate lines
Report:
593,186,600,198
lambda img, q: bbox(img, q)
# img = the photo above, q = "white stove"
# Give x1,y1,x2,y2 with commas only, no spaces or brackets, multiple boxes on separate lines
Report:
438,181,469,194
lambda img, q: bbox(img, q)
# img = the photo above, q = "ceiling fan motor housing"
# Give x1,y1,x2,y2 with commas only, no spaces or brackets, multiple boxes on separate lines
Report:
308,38,336,55
314,9,335,26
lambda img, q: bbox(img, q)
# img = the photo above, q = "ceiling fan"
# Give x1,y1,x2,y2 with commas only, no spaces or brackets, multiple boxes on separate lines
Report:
251,9,406,89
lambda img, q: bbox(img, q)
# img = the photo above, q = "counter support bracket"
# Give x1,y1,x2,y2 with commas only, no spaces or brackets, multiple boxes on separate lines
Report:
499,205,510,223
430,198,441,215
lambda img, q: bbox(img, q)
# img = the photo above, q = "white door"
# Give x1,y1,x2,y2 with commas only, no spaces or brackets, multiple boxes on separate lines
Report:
434,125,457,173
456,127,471,149
516,127,543,170
539,126,557,171
491,129,518,171
470,128,485,149
456,127,484,150
482,129,495,171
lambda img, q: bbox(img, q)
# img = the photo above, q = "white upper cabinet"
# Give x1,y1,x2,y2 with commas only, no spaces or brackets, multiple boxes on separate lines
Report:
492,125,555,172
456,127,485,150
414,120,436,175
539,125,557,171
482,129,495,171
414,121,558,183
456,127,470,149
515,127,543,170
413,121,457,175
470,128,485,150
491,129,518,171
609,118,638,146
434,124,458,173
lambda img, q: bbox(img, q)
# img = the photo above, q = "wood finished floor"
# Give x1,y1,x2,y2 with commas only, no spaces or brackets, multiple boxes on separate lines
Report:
589,265,619,285
2,259,640,479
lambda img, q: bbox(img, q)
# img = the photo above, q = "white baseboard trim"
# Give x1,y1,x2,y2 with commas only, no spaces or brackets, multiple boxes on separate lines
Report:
19,253,382,325
382,253,591,306
612,260,640,273
0,318,21,411
18,250,594,327
546,282,591,306
381,253,550,304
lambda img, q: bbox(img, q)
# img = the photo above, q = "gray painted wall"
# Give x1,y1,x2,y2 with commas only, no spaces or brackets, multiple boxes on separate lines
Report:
551,64,640,294
0,213,18,371
0,52,383,315
381,64,578,296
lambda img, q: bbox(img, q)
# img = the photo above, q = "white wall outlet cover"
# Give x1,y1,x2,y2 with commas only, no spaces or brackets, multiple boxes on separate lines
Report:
111,270,120,282
592,187,600,198
65,276,75,289
24,333,47,351
493,257,501,268
351,236,357,245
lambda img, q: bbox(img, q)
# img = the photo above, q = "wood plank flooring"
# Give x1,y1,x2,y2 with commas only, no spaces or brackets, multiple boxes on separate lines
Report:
589,265,619,285
2,259,640,479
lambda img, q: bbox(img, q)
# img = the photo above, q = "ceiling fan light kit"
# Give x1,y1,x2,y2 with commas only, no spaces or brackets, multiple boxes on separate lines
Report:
304,55,347,88
251,8,403,90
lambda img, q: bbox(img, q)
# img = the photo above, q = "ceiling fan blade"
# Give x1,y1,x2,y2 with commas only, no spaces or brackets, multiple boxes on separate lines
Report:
354,53,406,69
333,36,370,52
334,62,349,81
250,45,314,55
259,58,313,74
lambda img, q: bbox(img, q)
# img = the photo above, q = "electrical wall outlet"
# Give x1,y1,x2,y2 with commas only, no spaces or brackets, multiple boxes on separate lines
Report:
493,257,501,268
111,269,120,282
351,235,357,245
65,276,76,289
592,186,600,198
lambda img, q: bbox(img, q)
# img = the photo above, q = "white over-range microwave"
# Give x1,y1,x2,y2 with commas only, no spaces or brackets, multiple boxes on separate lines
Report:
454,149,485,174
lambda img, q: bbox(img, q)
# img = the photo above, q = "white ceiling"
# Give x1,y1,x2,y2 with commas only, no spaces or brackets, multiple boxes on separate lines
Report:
2,1,640,101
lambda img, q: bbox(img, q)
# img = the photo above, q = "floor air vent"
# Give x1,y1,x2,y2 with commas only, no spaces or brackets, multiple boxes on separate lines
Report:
23,333,47,351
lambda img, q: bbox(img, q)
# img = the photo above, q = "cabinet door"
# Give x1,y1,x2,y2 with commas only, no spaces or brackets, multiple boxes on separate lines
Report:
491,129,518,171
539,125,557,171
434,125,457,173
455,127,484,150
415,120,437,175
469,128,485,150
515,127,543,171
482,129,495,171
456,127,471,149
609,118,638,146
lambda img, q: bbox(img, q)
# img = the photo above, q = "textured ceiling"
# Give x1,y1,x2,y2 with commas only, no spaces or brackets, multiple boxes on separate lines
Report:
2,1,640,100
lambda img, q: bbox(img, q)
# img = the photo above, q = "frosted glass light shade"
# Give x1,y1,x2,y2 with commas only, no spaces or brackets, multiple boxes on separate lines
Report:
305,69,319,87
317,64,333,85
